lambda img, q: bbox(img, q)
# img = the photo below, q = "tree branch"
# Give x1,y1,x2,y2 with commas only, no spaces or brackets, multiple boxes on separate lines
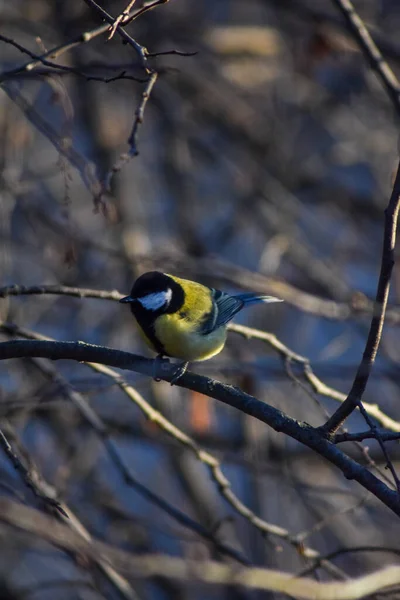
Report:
0,497,399,600
1,339,399,515
319,160,400,437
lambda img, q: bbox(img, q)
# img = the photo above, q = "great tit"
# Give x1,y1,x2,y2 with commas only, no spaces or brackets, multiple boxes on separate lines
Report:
120,271,283,383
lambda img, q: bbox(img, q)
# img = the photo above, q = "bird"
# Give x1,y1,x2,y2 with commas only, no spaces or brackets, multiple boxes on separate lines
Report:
120,271,283,384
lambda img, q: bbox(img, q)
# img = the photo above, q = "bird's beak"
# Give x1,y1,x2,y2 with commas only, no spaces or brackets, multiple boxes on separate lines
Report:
119,295,135,304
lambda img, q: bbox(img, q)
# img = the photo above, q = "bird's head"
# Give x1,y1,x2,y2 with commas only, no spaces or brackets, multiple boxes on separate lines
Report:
119,271,184,314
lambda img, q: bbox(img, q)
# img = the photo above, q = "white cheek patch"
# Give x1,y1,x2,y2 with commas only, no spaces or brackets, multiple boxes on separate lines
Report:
137,288,172,311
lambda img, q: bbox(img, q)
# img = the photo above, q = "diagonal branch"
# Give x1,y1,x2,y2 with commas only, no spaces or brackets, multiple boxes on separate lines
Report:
332,0,400,116
1,338,400,515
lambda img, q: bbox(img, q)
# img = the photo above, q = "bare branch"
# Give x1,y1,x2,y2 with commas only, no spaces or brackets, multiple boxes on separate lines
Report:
320,160,400,436
0,424,66,516
0,497,400,600
0,337,400,516
0,322,344,577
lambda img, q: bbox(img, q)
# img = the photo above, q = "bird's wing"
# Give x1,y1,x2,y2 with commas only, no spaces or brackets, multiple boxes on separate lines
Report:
200,290,244,334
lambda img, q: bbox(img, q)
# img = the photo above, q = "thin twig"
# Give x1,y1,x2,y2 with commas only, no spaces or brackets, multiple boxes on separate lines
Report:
0,424,66,516
320,160,400,436
81,0,148,67
81,0,163,189
229,323,400,431
107,0,138,40
120,0,169,28
283,356,395,488
0,423,137,598
104,71,158,190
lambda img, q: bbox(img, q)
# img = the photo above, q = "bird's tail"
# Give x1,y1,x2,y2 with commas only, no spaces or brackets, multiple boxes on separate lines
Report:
234,293,283,305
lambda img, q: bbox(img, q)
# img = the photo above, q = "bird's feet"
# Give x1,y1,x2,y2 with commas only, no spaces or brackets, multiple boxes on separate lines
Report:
153,356,189,385
153,354,168,382
170,361,189,386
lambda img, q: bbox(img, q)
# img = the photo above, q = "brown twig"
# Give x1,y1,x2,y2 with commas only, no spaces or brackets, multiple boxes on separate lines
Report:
107,0,138,40
104,71,158,190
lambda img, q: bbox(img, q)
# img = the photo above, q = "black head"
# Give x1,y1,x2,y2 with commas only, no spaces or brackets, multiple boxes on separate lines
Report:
119,271,184,316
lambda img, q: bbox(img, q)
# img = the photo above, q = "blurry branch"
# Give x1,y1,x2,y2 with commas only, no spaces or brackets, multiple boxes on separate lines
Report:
0,497,400,600
298,546,400,578
1,83,102,202
0,423,66,516
0,327,249,566
320,160,400,437
0,425,138,599
0,0,167,78
332,0,400,116
0,34,145,84
229,323,400,432
0,0,183,200
1,339,400,516
0,14,141,79
3,252,400,323
282,350,396,490
0,323,344,577
281,0,400,66
0,284,123,301
81,367,342,574
2,285,399,430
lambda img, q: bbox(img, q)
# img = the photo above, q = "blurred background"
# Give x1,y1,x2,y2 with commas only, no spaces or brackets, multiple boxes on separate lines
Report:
1,0,400,598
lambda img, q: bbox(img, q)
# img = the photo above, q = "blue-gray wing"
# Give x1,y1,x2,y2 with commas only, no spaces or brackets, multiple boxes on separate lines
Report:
201,289,244,335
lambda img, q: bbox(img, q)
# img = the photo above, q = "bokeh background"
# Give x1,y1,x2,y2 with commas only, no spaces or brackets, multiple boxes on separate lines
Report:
1,0,400,598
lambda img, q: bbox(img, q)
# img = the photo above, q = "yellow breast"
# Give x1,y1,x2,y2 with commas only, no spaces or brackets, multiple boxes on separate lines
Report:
154,313,227,361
